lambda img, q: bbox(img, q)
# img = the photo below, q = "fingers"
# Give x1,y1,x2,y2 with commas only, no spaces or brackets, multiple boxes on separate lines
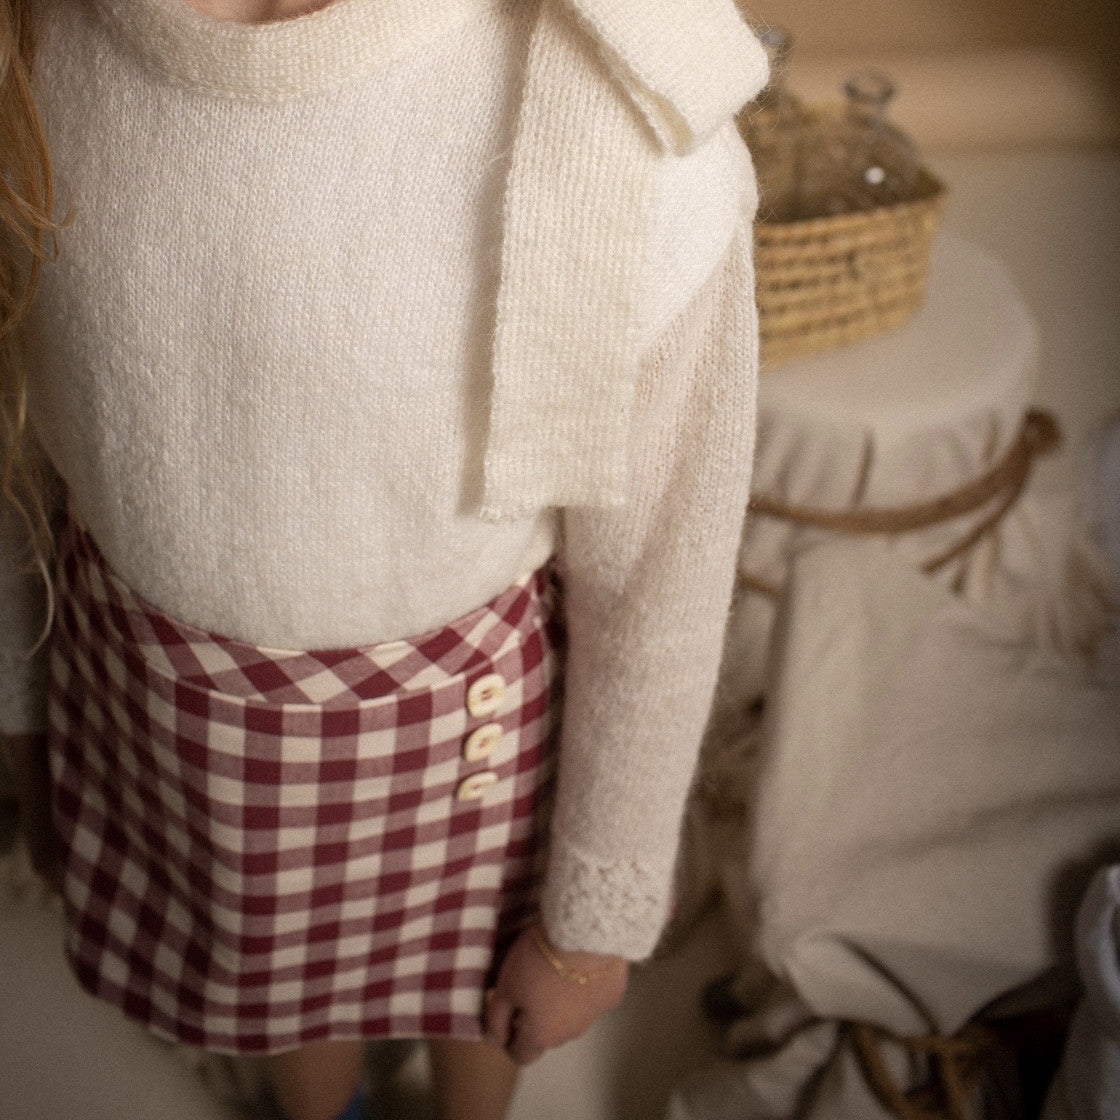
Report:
483,925,631,1066
506,1019,545,1066
483,989,514,1051
483,991,550,1066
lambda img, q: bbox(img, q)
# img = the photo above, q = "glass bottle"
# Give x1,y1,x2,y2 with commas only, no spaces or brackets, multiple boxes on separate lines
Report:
839,69,920,208
796,70,920,217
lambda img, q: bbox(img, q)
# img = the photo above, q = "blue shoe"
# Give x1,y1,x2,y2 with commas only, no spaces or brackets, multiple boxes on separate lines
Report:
334,1088,365,1120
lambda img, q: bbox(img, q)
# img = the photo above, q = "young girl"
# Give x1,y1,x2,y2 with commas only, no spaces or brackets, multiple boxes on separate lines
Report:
0,0,767,1117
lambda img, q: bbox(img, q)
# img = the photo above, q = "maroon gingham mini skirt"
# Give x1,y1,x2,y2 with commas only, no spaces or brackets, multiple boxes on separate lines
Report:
48,516,562,1054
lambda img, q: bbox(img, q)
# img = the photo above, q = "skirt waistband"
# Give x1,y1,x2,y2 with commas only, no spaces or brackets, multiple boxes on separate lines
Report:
56,514,557,707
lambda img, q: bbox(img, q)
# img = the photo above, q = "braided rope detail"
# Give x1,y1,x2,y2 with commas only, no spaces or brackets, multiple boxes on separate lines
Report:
738,409,1060,597
850,1021,1002,1120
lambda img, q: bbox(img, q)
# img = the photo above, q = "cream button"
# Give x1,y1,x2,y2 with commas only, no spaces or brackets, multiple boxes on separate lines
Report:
466,673,506,718
455,771,499,802
463,722,504,763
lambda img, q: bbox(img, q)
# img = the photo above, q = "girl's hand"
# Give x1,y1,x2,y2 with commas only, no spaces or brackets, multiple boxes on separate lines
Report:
2,732,62,891
483,925,628,1064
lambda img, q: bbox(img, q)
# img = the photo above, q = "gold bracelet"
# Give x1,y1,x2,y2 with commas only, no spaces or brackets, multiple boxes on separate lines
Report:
529,924,613,986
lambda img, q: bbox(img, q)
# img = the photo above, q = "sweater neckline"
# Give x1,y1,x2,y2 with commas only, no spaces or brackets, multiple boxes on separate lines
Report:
97,0,501,99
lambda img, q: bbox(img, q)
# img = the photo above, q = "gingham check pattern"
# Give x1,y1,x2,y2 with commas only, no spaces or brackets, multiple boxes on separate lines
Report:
48,517,561,1054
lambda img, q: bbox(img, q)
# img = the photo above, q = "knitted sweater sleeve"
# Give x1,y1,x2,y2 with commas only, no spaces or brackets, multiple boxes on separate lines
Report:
540,203,758,961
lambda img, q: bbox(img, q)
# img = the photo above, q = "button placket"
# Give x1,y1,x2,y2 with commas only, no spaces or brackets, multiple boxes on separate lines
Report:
466,673,505,719
463,722,504,763
455,770,500,802
456,673,508,803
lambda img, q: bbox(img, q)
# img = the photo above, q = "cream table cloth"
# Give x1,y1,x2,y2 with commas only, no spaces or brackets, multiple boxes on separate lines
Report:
680,230,1113,948
668,231,1119,1119
671,541,1120,1120
717,231,1111,719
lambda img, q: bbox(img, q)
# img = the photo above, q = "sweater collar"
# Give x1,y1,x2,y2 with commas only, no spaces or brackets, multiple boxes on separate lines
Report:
97,0,501,98
569,0,768,155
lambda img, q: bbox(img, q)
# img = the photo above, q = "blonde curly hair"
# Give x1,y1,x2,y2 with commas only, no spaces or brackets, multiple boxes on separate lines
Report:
1,0,62,560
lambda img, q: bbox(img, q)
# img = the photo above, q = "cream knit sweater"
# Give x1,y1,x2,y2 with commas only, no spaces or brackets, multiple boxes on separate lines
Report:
0,0,764,958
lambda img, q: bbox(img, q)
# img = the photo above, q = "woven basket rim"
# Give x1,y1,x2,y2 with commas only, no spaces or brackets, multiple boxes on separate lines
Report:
745,95,951,367
755,169,948,236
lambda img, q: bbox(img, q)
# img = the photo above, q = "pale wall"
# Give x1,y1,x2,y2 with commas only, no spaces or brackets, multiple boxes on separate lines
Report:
736,0,1120,150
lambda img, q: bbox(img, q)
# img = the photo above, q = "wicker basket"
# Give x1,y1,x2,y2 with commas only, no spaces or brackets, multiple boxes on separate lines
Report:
751,125,947,367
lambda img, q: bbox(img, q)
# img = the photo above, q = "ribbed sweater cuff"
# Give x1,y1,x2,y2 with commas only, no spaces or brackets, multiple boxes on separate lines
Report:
539,832,672,961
